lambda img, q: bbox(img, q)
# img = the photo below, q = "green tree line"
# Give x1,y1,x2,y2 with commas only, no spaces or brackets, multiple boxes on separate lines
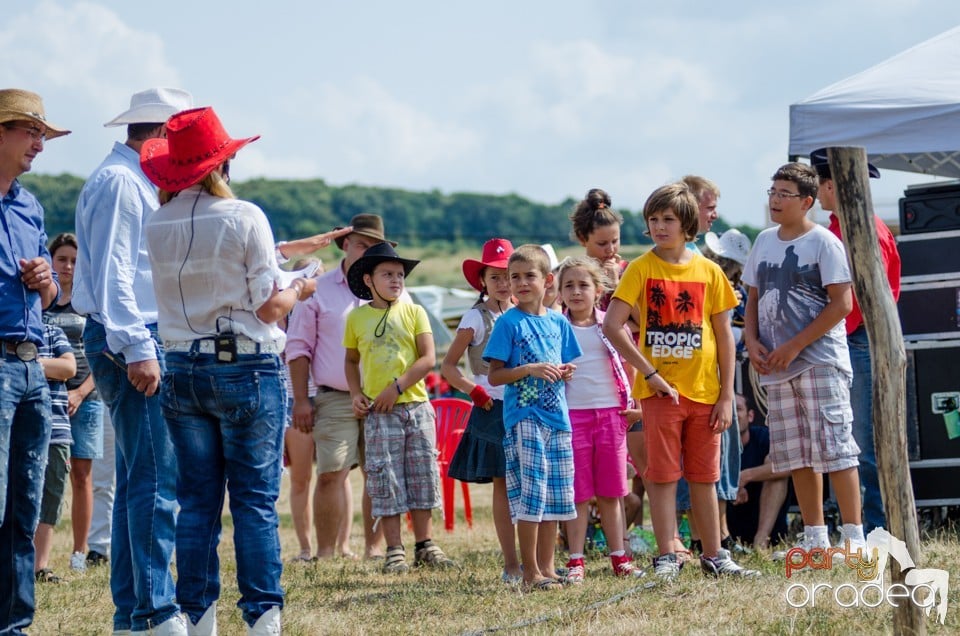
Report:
21,174,753,248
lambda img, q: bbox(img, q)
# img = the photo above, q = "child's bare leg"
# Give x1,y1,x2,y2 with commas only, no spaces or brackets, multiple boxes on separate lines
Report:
410,508,434,543
565,502,590,556
718,499,730,539
648,480,678,555
518,520,544,584
689,481,721,557
791,468,825,526
492,477,520,575
537,520,560,579
597,496,625,554
830,466,862,526
381,514,403,548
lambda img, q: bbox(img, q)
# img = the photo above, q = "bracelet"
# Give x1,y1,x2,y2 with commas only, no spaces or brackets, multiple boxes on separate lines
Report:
394,378,403,395
644,369,658,381
290,280,304,297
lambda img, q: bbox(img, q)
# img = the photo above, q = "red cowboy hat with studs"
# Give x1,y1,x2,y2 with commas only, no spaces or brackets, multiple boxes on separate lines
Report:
140,106,259,191
462,238,514,292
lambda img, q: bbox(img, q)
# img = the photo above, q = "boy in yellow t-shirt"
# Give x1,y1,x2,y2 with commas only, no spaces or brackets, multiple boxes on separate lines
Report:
343,242,456,574
603,182,757,580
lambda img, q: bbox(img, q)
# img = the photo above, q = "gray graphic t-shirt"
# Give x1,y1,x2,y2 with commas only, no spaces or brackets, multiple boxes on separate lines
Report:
742,224,852,385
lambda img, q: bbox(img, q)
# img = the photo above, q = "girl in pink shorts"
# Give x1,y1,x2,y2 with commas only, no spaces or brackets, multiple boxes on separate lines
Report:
558,257,643,581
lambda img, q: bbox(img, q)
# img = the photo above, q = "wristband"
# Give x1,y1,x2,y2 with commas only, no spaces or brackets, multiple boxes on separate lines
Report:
469,384,491,407
394,378,403,395
644,369,658,381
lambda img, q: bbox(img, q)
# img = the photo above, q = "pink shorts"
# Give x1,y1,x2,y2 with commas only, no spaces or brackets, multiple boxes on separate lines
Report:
569,407,628,502
641,395,719,484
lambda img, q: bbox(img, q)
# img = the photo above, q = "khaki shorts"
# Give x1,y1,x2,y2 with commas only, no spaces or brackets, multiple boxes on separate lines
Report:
311,389,361,474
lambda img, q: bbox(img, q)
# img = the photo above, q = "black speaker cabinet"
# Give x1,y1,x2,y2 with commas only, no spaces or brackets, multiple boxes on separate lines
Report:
896,229,960,283
898,280,960,341
907,340,960,506
900,181,960,234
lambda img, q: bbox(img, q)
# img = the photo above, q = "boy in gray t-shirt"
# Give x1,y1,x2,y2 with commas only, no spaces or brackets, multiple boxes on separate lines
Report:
743,162,864,559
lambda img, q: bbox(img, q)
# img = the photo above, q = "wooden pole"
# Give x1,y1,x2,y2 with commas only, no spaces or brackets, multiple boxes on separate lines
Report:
828,146,924,635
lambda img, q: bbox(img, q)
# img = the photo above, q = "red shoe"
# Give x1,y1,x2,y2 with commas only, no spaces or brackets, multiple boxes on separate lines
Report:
611,553,644,577
565,557,585,584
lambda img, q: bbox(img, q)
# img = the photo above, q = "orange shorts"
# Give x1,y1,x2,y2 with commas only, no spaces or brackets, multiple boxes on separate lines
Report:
641,395,720,484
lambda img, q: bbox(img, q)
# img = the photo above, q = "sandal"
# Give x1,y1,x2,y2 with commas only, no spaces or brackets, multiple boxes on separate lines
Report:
289,549,315,563
382,545,409,574
35,568,62,583
524,577,563,592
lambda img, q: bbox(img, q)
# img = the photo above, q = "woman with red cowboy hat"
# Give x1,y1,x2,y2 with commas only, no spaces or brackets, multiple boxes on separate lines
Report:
440,238,522,584
141,107,315,636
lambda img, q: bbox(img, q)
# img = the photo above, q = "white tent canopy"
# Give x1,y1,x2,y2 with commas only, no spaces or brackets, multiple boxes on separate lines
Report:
789,25,960,177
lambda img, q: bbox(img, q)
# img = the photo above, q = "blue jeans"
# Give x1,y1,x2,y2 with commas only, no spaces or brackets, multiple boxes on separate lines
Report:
848,327,885,533
83,320,179,632
0,356,50,635
161,351,285,627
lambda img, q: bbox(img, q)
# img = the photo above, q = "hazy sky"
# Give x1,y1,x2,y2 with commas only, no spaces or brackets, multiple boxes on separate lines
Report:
6,1,959,227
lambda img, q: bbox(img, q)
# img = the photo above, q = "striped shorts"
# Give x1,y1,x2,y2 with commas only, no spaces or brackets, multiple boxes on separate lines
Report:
504,417,575,523
766,366,860,474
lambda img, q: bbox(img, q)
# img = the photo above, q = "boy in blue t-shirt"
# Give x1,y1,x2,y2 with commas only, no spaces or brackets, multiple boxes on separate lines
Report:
33,322,76,583
485,244,582,591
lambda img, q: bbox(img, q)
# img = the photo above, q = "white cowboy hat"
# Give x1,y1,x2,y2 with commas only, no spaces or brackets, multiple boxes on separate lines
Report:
104,87,193,127
704,228,752,266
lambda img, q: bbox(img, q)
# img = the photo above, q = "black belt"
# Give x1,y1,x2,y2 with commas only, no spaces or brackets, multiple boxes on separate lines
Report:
316,385,348,393
2,340,38,362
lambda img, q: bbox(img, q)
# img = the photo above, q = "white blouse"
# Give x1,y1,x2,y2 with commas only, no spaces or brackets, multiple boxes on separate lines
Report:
144,186,285,346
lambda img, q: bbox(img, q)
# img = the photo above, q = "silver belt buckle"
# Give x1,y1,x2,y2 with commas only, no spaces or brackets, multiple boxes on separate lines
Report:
15,341,38,362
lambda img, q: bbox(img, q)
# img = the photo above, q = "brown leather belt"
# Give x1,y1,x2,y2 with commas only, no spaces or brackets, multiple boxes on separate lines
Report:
2,340,38,362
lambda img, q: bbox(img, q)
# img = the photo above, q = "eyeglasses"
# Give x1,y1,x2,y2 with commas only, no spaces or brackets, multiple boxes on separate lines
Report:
5,124,46,142
766,188,805,200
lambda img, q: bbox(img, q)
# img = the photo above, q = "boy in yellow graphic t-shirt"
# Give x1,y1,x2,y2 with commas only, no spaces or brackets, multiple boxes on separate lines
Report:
603,182,758,580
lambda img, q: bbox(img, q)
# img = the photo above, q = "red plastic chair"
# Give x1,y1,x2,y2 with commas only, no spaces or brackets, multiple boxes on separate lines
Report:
432,397,474,532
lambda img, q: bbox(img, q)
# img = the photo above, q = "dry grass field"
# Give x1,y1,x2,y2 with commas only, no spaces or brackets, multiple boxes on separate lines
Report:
31,468,960,635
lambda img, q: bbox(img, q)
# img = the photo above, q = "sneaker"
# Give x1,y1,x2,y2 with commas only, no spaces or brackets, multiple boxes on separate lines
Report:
611,553,644,578
86,550,109,567
772,532,825,562
700,548,760,578
565,558,585,584
382,545,409,574
652,553,681,581
721,535,753,555
70,551,87,572
414,540,457,569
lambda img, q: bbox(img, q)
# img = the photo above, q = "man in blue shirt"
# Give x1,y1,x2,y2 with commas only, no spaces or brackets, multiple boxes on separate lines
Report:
0,88,69,635
73,88,192,636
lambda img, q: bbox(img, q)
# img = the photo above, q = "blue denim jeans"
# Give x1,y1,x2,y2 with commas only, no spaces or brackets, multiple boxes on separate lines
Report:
848,327,885,533
83,320,180,632
0,356,50,635
160,351,285,627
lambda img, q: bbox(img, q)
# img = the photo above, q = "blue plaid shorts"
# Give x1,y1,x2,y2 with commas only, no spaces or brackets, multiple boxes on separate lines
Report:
504,417,575,522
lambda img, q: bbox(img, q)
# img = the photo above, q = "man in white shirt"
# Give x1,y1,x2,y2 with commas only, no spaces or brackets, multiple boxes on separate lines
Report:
73,88,192,636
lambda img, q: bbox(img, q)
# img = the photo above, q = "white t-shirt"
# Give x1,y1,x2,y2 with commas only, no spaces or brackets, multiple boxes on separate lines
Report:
566,324,622,410
457,307,503,400
742,224,852,385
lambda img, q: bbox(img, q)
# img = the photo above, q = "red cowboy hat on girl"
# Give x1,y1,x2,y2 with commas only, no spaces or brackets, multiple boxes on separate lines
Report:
140,106,259,191
462,238,514,292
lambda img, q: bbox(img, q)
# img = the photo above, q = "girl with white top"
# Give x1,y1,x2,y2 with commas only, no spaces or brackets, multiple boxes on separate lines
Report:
558,256,642,582
441,238,520,583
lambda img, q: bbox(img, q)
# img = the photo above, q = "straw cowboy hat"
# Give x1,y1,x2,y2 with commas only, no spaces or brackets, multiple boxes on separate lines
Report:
704,228,752,266
334,214,397,249
346,242,419,300
104,87,193,127
462,238,514,292
140,106,259,191
0,89,70,140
